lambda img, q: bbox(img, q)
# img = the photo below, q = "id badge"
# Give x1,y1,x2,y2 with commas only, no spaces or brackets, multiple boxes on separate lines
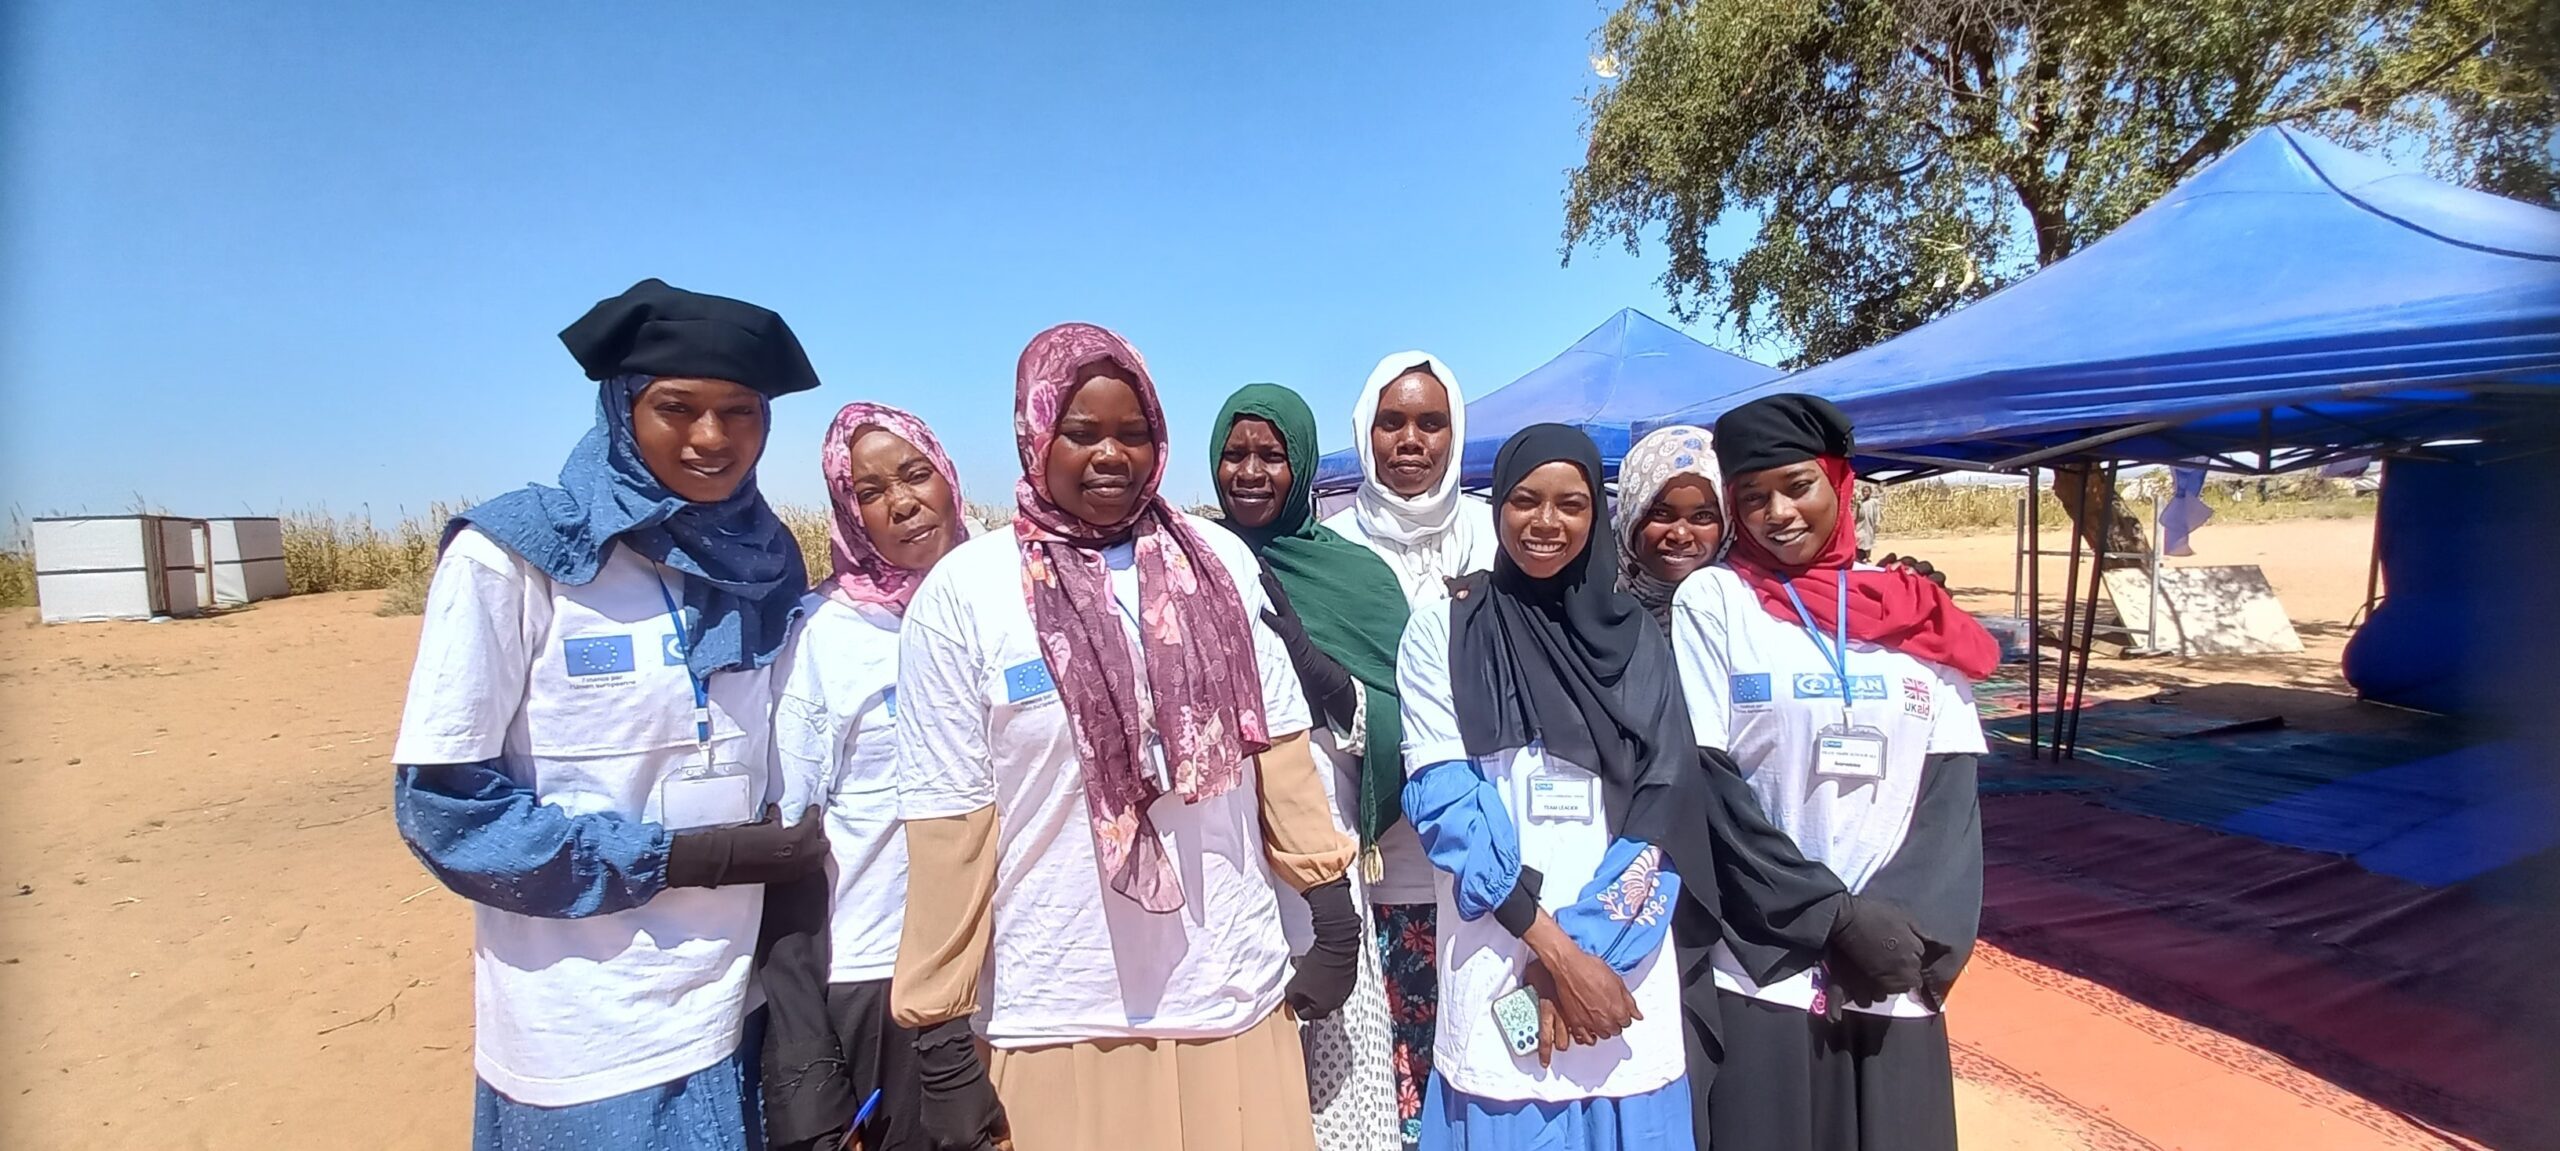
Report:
1812,725,1887,782
1526,772,1596,823
660,754,755,831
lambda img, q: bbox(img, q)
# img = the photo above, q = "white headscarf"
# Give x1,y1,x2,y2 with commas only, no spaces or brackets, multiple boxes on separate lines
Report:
1349,351,1481,601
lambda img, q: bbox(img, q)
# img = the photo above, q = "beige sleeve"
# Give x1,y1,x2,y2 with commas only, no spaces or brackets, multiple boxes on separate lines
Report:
889,804,999,1029
1257,731,1355,892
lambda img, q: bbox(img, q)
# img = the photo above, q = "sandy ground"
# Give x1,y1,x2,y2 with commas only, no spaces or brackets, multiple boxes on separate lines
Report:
0,513,2411,1149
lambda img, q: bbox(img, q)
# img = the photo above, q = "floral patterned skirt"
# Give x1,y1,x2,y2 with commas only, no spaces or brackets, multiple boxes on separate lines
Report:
1373,901,1441,1150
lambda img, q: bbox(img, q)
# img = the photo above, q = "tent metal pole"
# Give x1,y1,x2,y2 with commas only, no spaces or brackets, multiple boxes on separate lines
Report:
2026,466,2042,760
2057,467,2087,760
2359,488,2385,628
2146,487,2163,654
1992,421,2183,472
2011,496,2026,621
2066,460,2120,757
2055,468,2088,758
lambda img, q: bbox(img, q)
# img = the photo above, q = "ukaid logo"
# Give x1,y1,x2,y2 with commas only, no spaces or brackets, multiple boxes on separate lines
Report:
1730,673,1773,707
1791,673,1888,701
563,634,636,678
1902,677,1934,720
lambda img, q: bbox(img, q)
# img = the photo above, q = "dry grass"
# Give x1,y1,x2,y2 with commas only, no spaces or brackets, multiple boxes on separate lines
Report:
0,477,2361,616
1875,474,2372,535
277,507,465,616
0,548,32,609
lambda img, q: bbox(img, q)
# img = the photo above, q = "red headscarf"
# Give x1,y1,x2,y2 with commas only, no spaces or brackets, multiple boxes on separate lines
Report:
1724,457,2000,681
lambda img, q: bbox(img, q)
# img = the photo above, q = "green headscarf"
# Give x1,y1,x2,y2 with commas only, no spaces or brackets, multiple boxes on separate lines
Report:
1212,384,1412,865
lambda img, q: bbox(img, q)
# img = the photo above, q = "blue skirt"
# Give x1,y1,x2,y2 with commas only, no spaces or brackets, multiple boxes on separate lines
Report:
1419,1071,1694,1151
472,1010,767,1151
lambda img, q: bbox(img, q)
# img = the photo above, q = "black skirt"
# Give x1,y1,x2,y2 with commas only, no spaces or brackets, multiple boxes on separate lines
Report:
766,978,926,1151
1699,990,1956,1151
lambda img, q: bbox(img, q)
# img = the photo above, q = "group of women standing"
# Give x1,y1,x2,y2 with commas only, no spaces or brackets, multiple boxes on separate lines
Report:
394,279,2000,1151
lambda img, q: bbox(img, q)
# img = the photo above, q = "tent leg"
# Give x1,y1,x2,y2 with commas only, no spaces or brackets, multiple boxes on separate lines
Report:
2026,467,2044,760
2056,468,2088,761
2065,461,2119,758
2011,497,2026,622
2357,499,2385,627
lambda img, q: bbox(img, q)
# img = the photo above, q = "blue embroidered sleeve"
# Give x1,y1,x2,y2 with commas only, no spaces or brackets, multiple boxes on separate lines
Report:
1551,839,1681,974
1404,759,1524,921
394,760,672,919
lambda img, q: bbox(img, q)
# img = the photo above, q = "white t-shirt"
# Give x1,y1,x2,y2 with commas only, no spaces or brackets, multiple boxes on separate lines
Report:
1394,601,1685,1104
392,527,776,1107
1670,565,1988,1018
1321,497,1500,905
893,516,1314,1047
771,594,909,984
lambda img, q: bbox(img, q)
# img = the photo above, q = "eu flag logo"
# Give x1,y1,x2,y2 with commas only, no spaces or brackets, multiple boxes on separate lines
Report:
1004,659,1058,703
1730,673,1773,704
564,635,637,677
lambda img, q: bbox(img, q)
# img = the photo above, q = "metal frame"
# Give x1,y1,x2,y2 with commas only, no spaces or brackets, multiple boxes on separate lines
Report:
1980,388,2560,759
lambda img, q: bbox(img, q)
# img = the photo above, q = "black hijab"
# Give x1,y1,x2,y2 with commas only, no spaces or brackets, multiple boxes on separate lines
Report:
1449,423,1706,865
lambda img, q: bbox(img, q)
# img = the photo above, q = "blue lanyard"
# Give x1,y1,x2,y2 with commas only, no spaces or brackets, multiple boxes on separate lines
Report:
652,570,714,757
1781,576,1854,711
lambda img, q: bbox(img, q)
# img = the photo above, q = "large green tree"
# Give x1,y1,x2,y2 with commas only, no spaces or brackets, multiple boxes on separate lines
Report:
1565,0,2557,367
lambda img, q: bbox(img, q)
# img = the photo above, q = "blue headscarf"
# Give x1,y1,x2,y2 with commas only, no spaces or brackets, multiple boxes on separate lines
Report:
453,374,807,677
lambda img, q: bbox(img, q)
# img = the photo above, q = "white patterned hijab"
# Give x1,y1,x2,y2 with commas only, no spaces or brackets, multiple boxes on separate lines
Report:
1613,424,1726,626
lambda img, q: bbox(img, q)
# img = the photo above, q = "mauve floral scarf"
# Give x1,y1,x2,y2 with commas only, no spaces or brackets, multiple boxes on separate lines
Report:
1010,322,1270,913
818,401,964,617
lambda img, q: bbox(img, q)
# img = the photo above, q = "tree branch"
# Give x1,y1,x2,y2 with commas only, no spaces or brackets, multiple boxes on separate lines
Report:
2261,33,2493,126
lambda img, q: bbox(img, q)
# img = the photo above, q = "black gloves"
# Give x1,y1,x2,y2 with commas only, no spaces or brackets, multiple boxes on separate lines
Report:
1823,894,1930,1005
1285,877,1363,1020
666,804,828,889
915,1018,1008,1150
1260,570,1360,732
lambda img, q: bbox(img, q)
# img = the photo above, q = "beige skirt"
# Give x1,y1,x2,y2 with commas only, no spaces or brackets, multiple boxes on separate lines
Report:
986,1006,1318,1151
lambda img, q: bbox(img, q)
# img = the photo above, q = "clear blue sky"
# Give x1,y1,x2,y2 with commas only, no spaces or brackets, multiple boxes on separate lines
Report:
4,1,1751,522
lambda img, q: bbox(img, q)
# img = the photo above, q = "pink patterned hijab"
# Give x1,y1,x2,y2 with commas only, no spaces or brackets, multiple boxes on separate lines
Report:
1011,322,1271,913
818,402,965,617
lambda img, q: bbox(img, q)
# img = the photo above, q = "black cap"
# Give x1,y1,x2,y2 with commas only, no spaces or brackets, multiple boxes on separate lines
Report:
1712,393,1855,478
559,278,822,398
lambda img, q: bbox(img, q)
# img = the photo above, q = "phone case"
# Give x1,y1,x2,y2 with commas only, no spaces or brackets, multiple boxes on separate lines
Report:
1491,985,1542,1057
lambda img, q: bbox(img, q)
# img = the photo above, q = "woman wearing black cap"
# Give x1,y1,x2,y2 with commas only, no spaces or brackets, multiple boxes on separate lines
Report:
390,279,830,1150
1670,394,1998,1151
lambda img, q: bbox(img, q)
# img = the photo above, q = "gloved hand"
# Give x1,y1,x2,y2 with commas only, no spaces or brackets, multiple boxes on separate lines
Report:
1285,877,1362,1020
1823,894,1928,1005
915,1018,1008,1151
666,804,828,889
1259,570,1359,730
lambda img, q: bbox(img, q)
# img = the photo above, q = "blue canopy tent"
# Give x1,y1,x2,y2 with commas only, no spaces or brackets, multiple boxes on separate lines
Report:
1313,308,1775,493
1633,126,2558,738
1635,126,2560,477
